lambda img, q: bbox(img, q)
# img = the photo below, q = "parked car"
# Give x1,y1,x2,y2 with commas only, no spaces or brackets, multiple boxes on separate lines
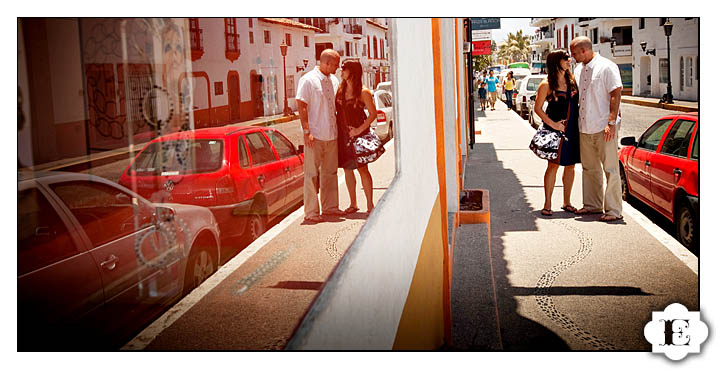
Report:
375,81,391,94
527,94,548,129
618,113,699,249
119,126,304,252
18,171,220,350
516,74,547,118
367,90,394,142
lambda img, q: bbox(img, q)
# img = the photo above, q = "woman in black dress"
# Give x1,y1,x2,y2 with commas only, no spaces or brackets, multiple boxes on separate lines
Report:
336,59,381,214
533,50,581,216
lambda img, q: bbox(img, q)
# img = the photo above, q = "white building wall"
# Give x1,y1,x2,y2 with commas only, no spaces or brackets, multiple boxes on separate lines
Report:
287,18,441,349
632,18,698,101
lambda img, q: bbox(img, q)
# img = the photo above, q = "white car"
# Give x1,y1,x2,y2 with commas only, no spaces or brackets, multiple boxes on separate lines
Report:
516,74,547,119
18,171,221,350
527,94,549,129
375,81,391,94
368,90,394,142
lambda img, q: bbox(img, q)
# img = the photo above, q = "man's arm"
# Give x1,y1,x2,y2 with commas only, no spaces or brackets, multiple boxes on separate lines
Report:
297,99,313,147
604,87,623,142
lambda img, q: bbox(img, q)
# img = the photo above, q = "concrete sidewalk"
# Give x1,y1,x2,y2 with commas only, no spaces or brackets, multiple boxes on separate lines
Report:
451,98,698,350
123,140,396,350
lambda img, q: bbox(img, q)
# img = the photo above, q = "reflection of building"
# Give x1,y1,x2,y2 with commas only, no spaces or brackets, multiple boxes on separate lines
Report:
296,18,390,89
633,18,698,101
17,18,322,167
188,18,320,126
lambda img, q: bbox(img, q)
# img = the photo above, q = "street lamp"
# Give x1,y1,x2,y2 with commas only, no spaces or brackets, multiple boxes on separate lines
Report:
279,40,293,116
661,19,674,104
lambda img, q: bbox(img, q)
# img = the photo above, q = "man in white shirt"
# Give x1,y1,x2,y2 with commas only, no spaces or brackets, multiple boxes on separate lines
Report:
570,37,623,222
296,49,345,223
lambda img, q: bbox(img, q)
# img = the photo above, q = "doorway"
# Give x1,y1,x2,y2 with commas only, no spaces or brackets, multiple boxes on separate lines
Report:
250,70,264,118
228,71,241,122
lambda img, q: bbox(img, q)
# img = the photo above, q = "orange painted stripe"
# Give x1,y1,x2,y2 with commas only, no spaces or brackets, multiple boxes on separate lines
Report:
431,17,451,346
453,18,463,229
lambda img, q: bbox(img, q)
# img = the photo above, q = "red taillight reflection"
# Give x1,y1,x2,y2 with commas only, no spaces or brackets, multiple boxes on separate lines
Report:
377,111,386,122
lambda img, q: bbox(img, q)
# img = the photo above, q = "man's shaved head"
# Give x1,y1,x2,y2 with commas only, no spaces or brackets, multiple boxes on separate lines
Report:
319,49,340,75
570,36,594,64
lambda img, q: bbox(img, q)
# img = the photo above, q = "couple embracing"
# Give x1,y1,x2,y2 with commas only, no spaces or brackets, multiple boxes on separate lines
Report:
534,37,624,222
296,49,384,224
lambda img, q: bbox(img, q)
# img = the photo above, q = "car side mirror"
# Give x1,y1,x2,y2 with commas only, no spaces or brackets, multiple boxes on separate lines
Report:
620,137,637,146
530,95,536,101
297,145,304,154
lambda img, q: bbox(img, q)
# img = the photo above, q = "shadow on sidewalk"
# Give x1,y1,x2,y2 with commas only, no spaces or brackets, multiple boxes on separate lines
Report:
454,141,570,350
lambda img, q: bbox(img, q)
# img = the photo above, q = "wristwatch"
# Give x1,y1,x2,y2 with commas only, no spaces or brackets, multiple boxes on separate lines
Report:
303,128,310,135
608,120,617,126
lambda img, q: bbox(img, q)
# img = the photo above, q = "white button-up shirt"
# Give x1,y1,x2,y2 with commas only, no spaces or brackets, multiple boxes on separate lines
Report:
574,53,623,134
296,67,339,141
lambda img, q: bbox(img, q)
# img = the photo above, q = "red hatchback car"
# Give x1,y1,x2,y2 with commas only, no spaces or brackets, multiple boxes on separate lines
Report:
119,126,304,252
618,112,698,249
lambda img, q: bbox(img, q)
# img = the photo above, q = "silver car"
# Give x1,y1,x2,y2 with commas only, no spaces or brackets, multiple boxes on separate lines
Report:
18,171,221,350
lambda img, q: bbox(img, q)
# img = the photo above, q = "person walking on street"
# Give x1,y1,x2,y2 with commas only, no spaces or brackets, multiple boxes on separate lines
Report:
485,70,499,111
296,49,346,223
335,59,382,214
569,36,624,222
533,50,581,216
478,81,488,111
503,71,516,111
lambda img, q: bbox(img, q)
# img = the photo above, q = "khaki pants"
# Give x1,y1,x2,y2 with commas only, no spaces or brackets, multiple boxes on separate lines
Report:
488,91,498,104
579,130,622,217
304,138,341,218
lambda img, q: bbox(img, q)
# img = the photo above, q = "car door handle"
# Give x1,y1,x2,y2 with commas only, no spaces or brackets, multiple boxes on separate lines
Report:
257,175,265,187
100,254,119,271
673,169,682,176
284,167,291,173
645,160,651,167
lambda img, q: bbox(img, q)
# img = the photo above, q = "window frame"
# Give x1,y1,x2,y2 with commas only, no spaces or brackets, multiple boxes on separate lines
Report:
638,118,674,151
659,119,696,159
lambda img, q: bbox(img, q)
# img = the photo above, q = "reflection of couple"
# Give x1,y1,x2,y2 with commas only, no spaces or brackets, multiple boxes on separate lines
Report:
534,37,623,222
296,49,384,224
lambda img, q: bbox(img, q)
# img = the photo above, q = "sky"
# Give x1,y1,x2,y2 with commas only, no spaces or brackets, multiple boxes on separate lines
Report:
492,18,538,44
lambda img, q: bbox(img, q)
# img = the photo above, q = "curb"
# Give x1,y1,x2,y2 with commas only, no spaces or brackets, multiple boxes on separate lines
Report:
621,97,697,113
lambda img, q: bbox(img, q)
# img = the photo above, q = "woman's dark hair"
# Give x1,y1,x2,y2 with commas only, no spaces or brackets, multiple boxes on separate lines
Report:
336,59,364,107
546,50,578,100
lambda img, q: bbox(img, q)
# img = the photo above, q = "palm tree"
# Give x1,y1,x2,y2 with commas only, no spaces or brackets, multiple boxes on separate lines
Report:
497,30,531,64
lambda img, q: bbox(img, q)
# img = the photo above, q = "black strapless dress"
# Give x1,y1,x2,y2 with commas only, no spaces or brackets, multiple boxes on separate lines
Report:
543,90,581,166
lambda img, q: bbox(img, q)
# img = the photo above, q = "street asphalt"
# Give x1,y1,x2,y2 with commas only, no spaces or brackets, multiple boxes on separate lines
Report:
451,98,698,351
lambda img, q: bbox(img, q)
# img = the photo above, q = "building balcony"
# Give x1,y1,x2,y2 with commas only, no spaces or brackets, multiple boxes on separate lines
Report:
530,31,555,45
530,18,554,27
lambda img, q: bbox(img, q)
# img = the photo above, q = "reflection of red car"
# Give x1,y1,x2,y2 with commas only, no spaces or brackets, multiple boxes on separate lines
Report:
618,112,699,249
119,126,304,251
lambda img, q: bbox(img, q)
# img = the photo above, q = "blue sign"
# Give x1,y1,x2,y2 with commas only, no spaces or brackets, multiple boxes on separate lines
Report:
471,18,501,30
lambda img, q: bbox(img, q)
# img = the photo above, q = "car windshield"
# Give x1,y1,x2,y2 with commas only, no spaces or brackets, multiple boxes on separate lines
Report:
526,78,543,92
132,139,224,175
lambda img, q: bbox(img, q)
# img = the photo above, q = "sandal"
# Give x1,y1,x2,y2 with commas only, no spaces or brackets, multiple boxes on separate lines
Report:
541,209,553,216
343,206,359,214
303,215,324,224
561,205,577,213
599,214,624,222
575,208,602,215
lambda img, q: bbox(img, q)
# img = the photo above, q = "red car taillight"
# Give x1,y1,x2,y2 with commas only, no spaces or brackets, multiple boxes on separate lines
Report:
522,96,527,103
513,92,518,98
377,111,386,122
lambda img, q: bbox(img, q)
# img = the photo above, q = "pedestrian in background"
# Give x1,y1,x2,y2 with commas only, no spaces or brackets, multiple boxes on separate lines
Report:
503,71,516,111
335,59,382,214
570,36,624,222
485,70,499,111
533,50,581,216
478,81,488,111
296,49,346,223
